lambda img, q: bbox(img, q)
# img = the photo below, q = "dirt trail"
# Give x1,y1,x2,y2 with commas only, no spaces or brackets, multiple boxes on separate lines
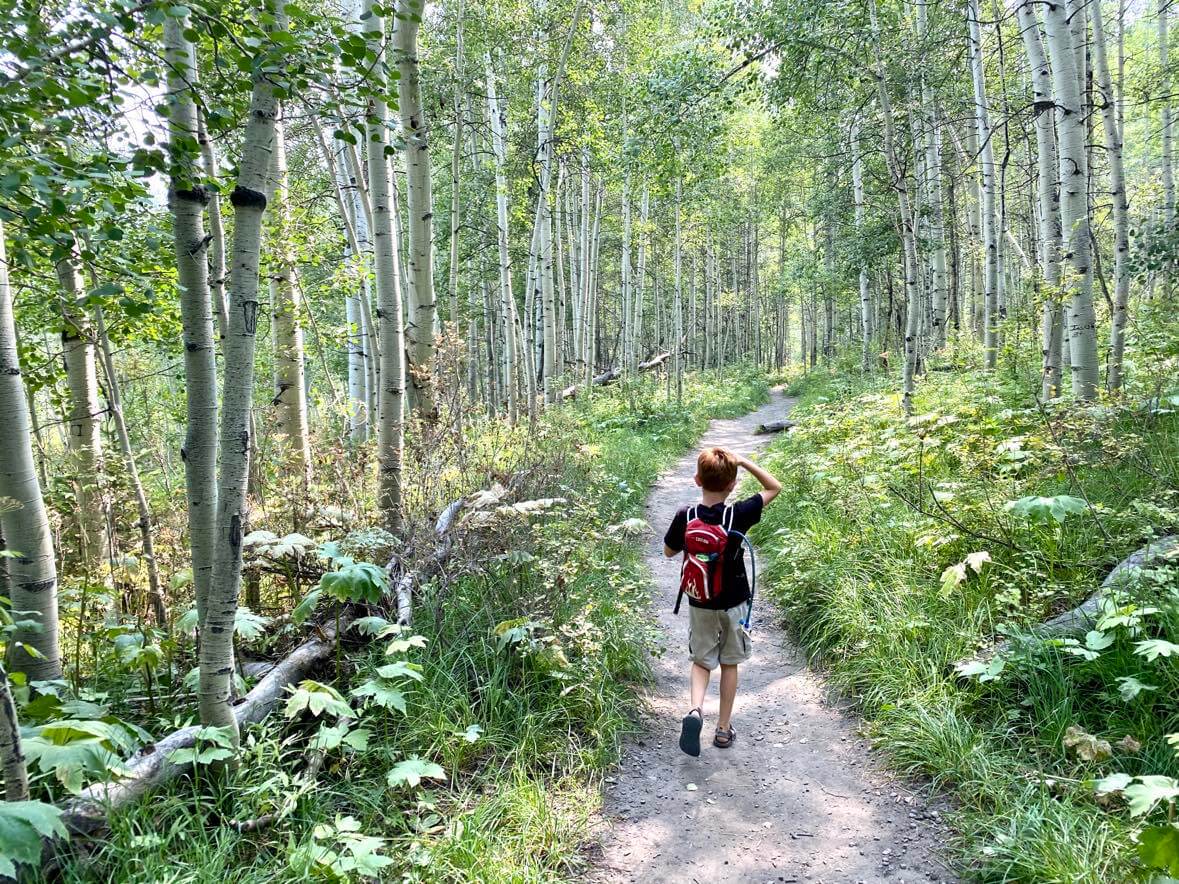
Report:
590,390,958,884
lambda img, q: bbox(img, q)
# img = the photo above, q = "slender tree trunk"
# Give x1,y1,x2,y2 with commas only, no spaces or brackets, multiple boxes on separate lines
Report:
0,659,29,800
621,169,634,373
57,247,109,572
0,220,62,681
164,15,218,627
852,119,872,373
395,0,437,419
94,307,166,625
1017,0,1065,399
918,2,949,350
634,185,648,364
1091,1,1131,392
201,0,287,742
368,0,407,527
673,176,683,402
1162,0,1175,224
1045,0,1101,399
268,113,313,494
486,56,519,424
870,0,921,414
968,0,1001,369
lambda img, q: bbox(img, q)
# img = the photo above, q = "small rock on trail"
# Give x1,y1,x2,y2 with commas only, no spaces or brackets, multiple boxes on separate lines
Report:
588,390,958,883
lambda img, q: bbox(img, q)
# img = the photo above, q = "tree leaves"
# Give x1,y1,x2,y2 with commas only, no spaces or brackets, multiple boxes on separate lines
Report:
1134,639,1179,663
1004,494,1087,525
1138,824,1179,877
386,756,445,789
0,801,68,879
284,680,353,719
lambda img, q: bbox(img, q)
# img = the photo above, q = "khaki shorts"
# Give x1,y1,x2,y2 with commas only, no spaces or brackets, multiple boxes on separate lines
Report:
688,603,752,670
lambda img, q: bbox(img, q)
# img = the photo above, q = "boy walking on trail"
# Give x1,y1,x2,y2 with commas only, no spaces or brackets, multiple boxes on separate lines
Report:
663,446,781,756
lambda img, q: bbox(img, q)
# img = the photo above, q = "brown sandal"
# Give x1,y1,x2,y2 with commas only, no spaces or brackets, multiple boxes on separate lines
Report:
713,725,736,748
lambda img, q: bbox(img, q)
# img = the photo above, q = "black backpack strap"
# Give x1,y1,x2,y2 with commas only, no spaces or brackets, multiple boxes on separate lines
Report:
673,588,684,614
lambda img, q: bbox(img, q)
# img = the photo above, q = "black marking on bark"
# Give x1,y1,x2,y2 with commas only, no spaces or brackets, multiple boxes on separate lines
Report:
1,366,19,376
238,427,249,455
21,578,56,594
229,514,242,549
180,444,188,463
243,299,258,335
230,186,267,211
172,185,209,206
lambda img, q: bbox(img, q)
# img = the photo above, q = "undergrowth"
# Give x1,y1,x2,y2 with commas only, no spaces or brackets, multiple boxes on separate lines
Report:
755,368,1179,882
53,367,767,883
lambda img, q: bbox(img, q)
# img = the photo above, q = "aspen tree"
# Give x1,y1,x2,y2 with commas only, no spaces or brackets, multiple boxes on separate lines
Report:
1044,0,1101,399
1016,0,1064,399
200,0,288,740
367,0,407,527
395,0,437,419
0,220,62,681
486,55,520,424
269,113,313,492
1091,1,1132,392
967,0,1001,369
869,0,921,415
164,14,218,625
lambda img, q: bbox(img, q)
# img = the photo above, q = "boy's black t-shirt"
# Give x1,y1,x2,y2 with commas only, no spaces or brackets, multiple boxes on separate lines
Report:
664,493,764,610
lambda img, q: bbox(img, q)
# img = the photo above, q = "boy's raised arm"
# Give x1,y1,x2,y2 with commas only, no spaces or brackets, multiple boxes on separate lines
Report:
731,450,781,506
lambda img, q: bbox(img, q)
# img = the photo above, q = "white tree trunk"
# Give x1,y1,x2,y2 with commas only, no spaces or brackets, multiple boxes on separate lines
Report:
634,185,648,364
56,248,108,572
201,0,287,742
367,0,407,527
395,0,437,419
917,1,948,350
1017,0,1065,400
869,0,921,415
1045,0,1101,399
0,219,62,680
852,119,872,373
968,0,1001,369
1091,1,1131,392
268,113,313,491
1162,0,1175,223
94,306,165,625
486,55,520,424
621,169,634,374
164,15,218,625
673,177,683,402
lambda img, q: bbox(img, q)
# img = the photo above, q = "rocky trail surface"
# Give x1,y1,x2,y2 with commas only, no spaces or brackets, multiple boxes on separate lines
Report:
589,390,959,884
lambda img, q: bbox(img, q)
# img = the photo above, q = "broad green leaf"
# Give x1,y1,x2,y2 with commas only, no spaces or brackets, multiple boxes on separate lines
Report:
1125,776,1179,817
1094,772,1133,795
386,757,445,789
0,800,67,876
374,661,423,681
1134,640,1179,663
939,562,966,597
234,606,271,641
385,634,428,653
1138,824,1179,876
351,679,406,713
1085,630,1115,651
1117,676,1157,702
285,680,352,719
292,588,322,624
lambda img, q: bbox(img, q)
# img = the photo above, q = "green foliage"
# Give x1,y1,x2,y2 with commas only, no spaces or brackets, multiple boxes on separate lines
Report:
0,800,68,879
165,726,236,767
757,367,1179,880
386,757,446,789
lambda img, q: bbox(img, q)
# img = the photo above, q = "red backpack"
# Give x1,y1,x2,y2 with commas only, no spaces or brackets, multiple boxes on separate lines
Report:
674,505,734,614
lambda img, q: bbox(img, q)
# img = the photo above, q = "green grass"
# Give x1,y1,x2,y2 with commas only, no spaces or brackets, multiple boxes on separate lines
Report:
55,367,768,883
754,366,1179,882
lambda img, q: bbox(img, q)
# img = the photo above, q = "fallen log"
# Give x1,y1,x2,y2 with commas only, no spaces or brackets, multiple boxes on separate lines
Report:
53,495,472,847
58,612,354,837
754,419,797,435
561,352,671,400
956,535,1179,671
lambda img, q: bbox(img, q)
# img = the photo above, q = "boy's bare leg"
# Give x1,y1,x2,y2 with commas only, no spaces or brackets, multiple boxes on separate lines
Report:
717,664,738,730
689,663,710,714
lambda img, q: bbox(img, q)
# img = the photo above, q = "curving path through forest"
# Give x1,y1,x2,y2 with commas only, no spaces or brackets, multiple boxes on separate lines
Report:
590,390,959,884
